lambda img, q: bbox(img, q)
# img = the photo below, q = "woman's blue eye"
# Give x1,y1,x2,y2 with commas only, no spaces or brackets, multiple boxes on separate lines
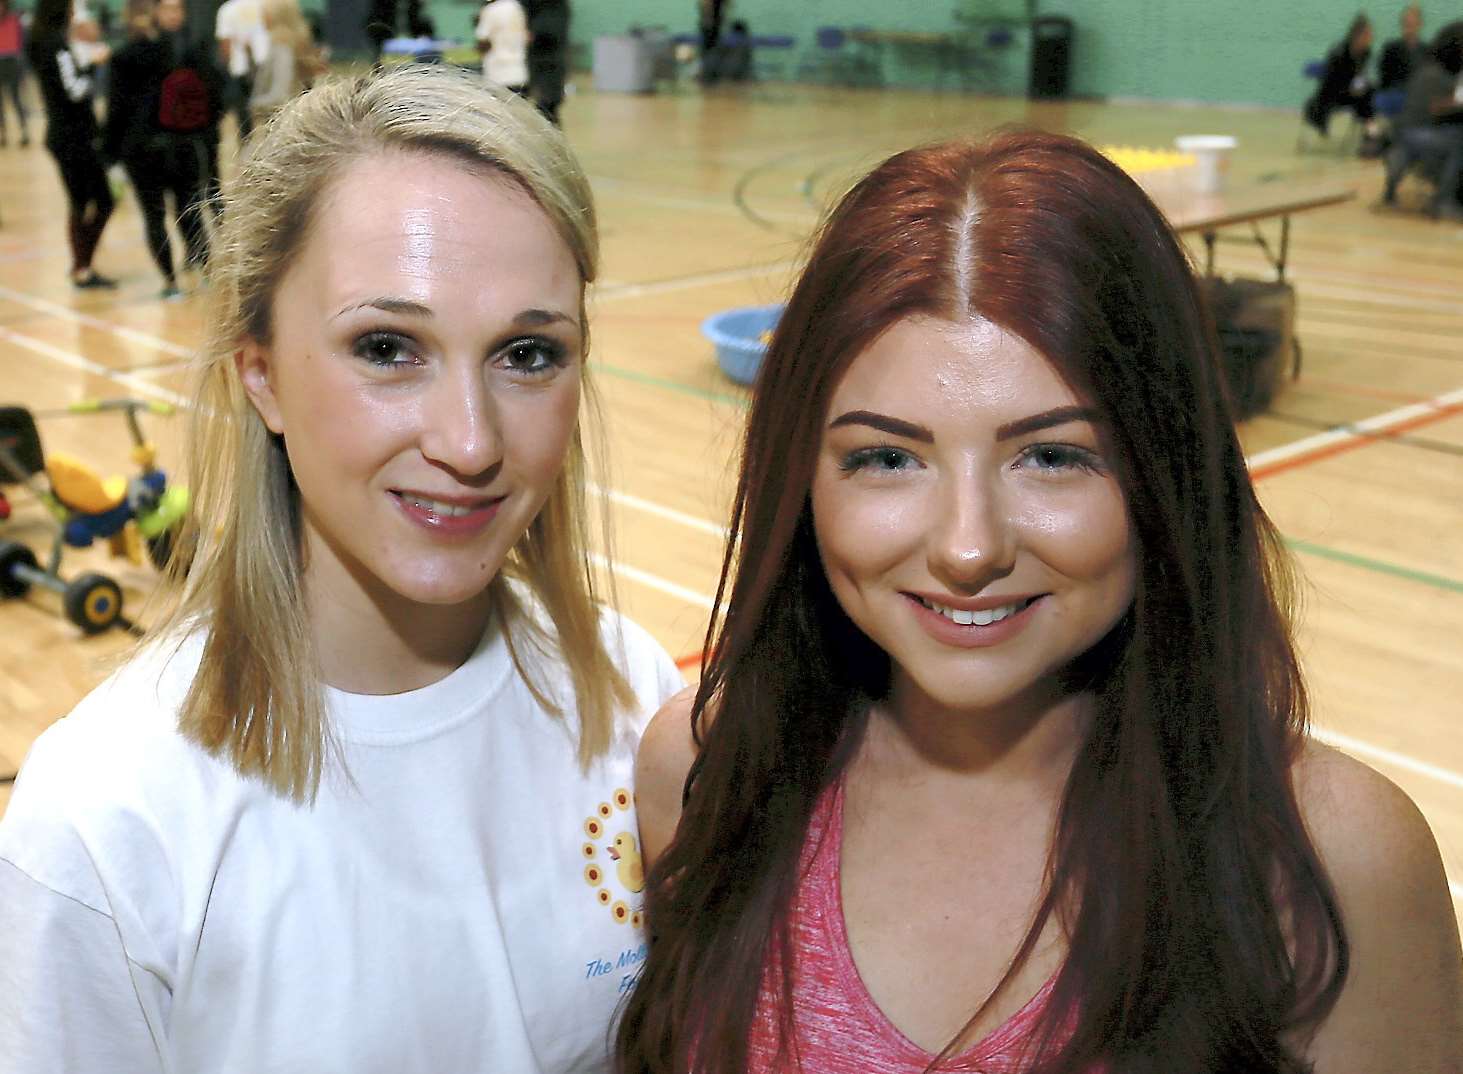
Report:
1021,443,1101,473
840,446,919,473
352,332,416,367
502,338,566,376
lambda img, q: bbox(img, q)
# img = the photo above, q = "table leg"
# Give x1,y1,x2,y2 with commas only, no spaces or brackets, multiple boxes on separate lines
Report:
1204,230,1216,276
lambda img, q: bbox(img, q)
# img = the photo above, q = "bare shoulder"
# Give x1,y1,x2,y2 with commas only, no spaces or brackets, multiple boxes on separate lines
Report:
1292,742,1450,885
1292,741,1462,1072
634,685,702,870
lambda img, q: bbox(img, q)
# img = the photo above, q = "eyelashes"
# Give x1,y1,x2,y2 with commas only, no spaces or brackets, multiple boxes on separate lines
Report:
349,332,571,377
353,331,416,367
839,445,919,474
837,442,1106,476
1019,443,1104,474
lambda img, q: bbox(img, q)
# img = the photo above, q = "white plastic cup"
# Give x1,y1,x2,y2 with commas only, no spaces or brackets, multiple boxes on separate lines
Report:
1174,135,1238,194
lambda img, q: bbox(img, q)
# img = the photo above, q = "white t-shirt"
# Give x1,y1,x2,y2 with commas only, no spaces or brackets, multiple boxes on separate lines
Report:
0,608,682,1073
476,0,529,89
215,0,271,78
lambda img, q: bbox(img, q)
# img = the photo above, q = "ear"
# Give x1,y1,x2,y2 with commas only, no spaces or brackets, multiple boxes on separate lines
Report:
236,339,285,435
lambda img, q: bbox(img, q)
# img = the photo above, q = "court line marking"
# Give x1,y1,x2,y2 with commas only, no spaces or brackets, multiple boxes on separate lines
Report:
1285,539,1463,594
0,283,194,360
0,325,187,406
593,260,798,303
589,484,729,540
1310,727,1463,791
589,175,813,224
1248,387,1463,481
590,359,747,407
588,553,714,610
1268,411,1463,460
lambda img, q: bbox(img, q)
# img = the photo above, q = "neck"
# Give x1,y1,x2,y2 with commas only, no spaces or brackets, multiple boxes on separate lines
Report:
865,672,1091,791
302,534,495,696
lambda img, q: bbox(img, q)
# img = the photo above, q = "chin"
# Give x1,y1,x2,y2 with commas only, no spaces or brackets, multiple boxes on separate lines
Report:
382,565,501,609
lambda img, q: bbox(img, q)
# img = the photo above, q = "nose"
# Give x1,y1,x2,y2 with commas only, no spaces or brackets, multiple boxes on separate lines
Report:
418,365,502,480
926,469,1016,591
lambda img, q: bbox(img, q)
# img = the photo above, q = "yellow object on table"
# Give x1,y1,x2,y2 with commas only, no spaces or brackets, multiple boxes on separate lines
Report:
1100,145,1196,176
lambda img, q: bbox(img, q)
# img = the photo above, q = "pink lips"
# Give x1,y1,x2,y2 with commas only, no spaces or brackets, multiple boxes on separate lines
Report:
905,592,1043,649
391,491,505,537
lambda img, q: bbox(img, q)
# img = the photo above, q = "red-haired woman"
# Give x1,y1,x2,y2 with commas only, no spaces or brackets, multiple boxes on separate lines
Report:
617,132,1462,1073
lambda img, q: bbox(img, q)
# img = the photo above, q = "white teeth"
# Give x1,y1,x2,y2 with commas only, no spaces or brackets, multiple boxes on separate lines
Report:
404,495,478,518
917,596,1027,626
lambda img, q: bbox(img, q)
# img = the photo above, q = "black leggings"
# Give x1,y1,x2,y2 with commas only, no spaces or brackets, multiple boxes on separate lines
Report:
0,56,26,136
47,138,114,273
124,142,211,283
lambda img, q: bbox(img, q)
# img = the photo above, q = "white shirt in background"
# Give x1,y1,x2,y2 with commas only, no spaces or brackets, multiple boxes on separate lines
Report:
215,0,271,78
476,0,530,89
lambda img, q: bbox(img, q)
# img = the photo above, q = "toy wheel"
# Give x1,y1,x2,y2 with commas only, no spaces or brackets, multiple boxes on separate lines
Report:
63,572,123,635
0,539,39,598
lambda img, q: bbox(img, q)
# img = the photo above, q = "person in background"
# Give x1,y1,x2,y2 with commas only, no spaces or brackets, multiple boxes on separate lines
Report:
1383,20,1463,220
214,0,267,142
0,0,31,147
523,0,568,126
720,17,752,83
105,0,221,297
476,0,528,97
248,0,321,125
1304,13,1385,155
365,0,429,66
0,64,681,1073
617,131,1462,1074
696,0,726,84
1379,4,1426,91
26,0,116,287
68,0,108,98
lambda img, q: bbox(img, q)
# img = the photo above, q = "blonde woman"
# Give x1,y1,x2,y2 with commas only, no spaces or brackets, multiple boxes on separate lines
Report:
248,0,322,122
0,65,681,1072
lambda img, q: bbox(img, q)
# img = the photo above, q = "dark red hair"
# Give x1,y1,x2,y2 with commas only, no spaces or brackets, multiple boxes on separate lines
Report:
616,131,1345,1074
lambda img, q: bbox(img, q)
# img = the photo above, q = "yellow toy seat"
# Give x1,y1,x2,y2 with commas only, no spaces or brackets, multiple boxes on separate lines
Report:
47,452,127,514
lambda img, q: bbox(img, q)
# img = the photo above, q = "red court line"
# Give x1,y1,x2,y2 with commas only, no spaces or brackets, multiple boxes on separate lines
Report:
1250,400,1463,482
675,652,704,671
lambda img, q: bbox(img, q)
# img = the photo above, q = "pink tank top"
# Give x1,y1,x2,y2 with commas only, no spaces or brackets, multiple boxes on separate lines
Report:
744,782,1070,1073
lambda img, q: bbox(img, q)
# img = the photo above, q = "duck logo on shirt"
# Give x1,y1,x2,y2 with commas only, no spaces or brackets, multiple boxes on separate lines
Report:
579,787,644,928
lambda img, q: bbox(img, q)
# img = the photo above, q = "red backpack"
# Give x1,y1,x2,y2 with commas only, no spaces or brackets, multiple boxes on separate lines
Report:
158,66,213,134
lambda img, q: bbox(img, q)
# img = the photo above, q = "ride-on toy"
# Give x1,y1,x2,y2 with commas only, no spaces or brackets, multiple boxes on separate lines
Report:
0,400,189,635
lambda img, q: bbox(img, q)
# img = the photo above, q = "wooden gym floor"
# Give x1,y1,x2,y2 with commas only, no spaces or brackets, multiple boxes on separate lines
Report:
0,80,1459,925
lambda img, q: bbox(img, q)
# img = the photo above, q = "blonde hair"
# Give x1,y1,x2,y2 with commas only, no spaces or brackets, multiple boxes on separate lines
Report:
158,65,631,801
261,0,311,52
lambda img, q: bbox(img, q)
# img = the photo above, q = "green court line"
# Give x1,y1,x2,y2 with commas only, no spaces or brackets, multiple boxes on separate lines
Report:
1286,538,1463,595
592,360,750,409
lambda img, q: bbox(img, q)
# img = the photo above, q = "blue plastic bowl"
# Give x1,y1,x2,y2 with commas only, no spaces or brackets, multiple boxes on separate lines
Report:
701,304,783,386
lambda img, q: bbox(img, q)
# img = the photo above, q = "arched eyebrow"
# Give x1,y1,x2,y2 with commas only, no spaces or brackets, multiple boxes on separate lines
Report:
331,300,580,332
827,410,933,443
827,406,1098,443
994,406,1099,440
512,308,581,331
334,297,434,320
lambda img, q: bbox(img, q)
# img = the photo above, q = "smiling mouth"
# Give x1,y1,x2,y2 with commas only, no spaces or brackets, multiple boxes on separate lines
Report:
910,594,1040,627
390,491,503,518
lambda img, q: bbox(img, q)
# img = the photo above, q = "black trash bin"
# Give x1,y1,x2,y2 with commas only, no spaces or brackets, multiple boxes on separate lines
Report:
1029,16,1073,99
